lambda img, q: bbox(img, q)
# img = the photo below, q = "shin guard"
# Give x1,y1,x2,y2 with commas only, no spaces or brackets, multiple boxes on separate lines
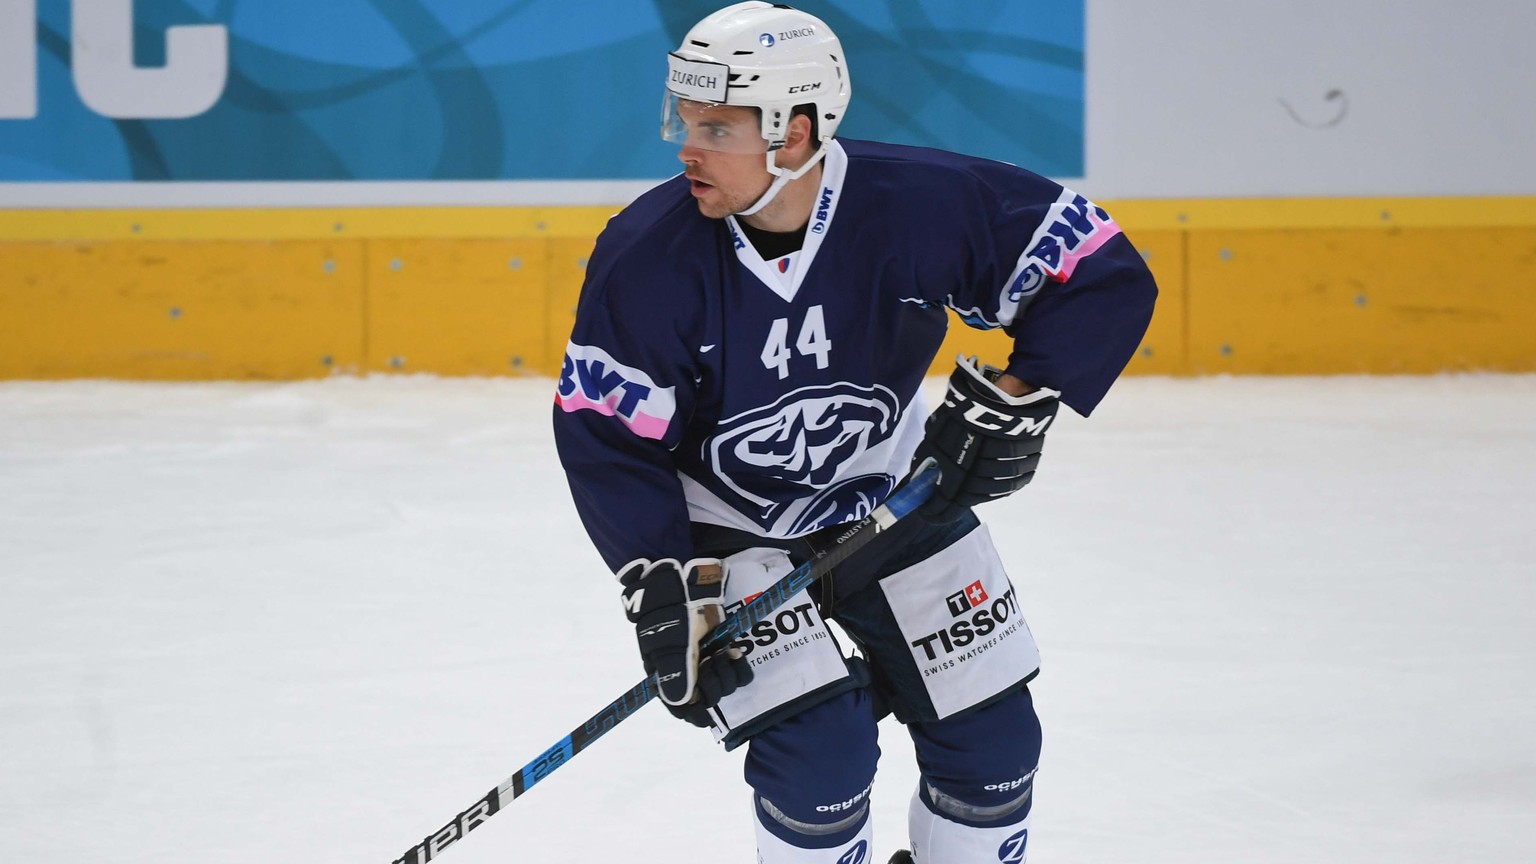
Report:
907,785,1030,864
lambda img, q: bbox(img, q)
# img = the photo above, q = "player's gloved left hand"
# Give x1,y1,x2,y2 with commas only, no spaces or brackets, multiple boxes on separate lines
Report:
911,356,1061,524
617,558,754,727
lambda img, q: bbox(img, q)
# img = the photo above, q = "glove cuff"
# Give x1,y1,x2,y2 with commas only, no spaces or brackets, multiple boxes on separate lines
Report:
951,355,1060,407
682,558,725,602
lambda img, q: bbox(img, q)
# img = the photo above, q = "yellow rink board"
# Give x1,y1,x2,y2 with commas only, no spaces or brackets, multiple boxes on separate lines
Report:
365,238,552,376
0,239,365,379
2,197,1534,380
1186,226,1536,374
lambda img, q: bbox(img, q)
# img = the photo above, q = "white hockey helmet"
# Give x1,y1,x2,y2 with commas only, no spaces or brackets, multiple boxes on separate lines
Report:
662,2,851,173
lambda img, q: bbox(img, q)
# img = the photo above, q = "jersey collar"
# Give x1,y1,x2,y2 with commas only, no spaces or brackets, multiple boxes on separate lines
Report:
725,138,848,304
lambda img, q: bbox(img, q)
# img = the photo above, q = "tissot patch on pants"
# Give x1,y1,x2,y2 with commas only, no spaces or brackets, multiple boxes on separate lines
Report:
710,547,851,738
878,524,1040,718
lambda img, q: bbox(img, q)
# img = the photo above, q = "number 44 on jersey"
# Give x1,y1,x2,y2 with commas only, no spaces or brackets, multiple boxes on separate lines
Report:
762,304,832,380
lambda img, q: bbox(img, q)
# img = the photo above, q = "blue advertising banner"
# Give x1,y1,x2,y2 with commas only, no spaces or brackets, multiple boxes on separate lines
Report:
0,0,1083,182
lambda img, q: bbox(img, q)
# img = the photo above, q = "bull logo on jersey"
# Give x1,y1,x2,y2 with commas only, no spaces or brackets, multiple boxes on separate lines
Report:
708,383,902,533
787,472,895,535
556,342,677,441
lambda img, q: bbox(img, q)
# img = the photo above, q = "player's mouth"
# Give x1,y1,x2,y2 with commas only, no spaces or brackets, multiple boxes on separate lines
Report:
687,176,714,196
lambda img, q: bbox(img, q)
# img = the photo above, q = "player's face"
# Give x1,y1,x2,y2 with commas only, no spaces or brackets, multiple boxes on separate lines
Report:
672,102,773,219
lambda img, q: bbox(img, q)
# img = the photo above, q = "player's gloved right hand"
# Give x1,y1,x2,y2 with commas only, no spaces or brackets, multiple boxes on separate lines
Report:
911,356,1061,524
617,557,754,727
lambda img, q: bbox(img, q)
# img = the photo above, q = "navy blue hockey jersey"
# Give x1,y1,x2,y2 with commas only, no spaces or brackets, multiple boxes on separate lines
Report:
553,138,1156,571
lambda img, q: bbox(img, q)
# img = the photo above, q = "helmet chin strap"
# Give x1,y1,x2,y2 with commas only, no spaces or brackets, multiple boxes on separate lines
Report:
734,144,829,219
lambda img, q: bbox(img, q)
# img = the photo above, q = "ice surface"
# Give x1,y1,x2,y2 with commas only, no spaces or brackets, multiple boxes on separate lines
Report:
2,375,1534,863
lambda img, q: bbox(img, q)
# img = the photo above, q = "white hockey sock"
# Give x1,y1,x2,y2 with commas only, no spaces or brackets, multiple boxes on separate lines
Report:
907,786,1031,864
754,800,875,864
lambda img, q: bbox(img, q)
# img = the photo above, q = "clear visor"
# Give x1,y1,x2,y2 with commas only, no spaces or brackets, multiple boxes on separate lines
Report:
660,93,770,154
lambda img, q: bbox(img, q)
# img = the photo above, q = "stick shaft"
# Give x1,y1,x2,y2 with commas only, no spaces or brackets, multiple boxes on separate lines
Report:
389,467,938,863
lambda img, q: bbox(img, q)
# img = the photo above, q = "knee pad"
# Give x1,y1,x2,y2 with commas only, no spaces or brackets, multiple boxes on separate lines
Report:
910,686,1041,815
904,687,1039,862
745,689,881,863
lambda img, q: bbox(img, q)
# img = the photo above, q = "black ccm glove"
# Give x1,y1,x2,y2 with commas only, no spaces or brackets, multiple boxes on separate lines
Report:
911,356,1061,524
617,558,754,727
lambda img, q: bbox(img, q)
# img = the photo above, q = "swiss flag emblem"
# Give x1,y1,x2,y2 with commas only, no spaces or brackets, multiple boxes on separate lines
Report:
963,580,988,607
944,580,990,617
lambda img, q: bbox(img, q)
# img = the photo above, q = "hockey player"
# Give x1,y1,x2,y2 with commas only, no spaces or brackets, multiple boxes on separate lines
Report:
552,3,1156,862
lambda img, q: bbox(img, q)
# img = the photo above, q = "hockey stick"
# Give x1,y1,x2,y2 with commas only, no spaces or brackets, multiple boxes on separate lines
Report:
389,463,939,864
